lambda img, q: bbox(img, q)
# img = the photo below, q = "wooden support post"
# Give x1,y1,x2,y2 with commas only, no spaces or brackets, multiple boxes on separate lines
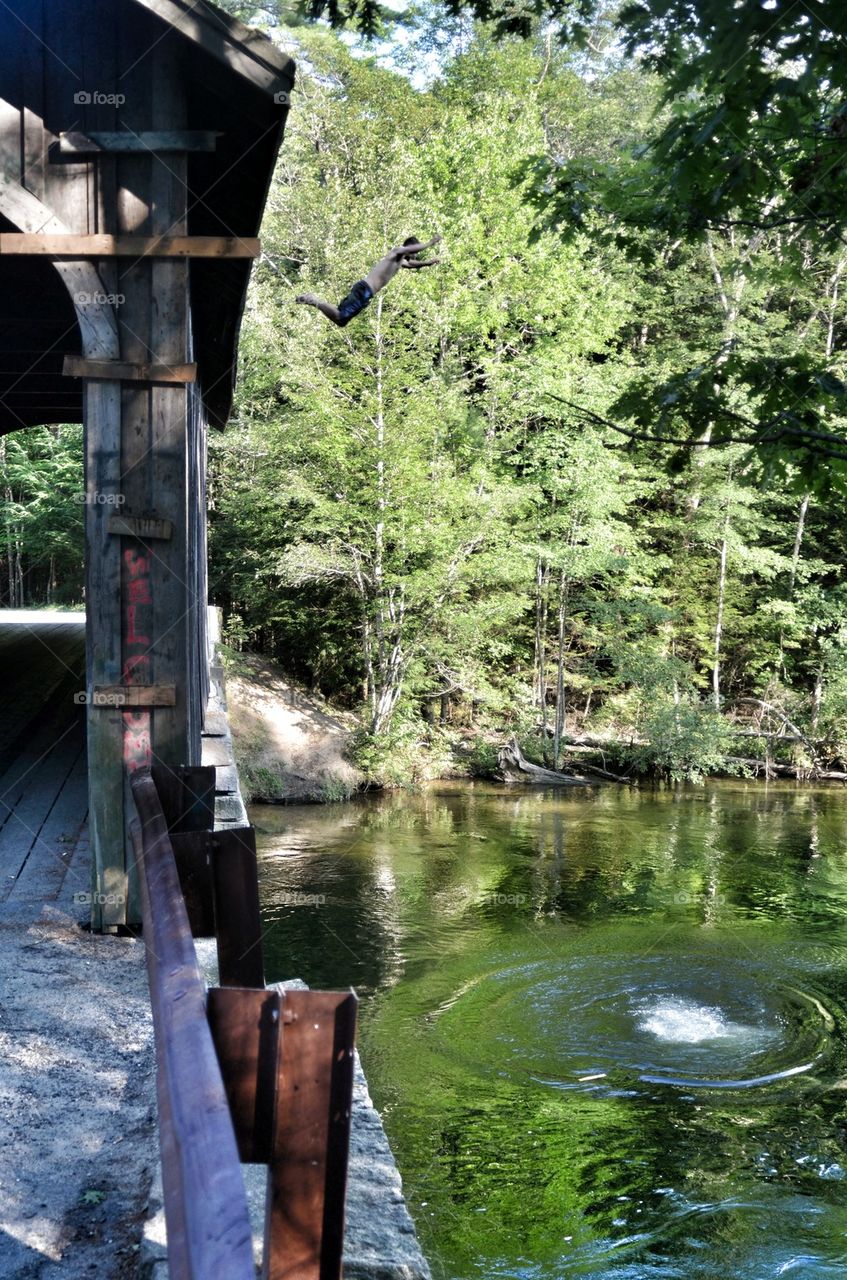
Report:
151,764,216,833
266,989,357,1280
212,826,265,988
207,988,279,1163
207,987,358,1280
169,831,216,937
85,378,126,930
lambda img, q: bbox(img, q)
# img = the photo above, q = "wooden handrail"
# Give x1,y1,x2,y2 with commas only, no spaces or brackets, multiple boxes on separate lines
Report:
130,768,255,1280
131,765,357,1280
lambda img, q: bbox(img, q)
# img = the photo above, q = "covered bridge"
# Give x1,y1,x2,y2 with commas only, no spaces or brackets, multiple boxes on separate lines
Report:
0,0,294,928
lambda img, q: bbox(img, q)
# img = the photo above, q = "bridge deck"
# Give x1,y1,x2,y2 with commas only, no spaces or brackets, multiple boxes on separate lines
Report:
0,613,88,915
0,612,158,1279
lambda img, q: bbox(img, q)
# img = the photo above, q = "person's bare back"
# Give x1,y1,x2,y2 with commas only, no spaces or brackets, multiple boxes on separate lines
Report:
296,235,441,327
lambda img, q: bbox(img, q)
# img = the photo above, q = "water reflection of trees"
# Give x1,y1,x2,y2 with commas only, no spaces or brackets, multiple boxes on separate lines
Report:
254,783,847,1279
256,783,847,995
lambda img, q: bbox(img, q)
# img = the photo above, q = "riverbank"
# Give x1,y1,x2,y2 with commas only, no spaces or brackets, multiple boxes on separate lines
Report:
224,650,364,803
224,650,847,799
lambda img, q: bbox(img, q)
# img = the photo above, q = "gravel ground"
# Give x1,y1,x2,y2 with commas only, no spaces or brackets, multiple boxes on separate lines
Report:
0,888,157,1279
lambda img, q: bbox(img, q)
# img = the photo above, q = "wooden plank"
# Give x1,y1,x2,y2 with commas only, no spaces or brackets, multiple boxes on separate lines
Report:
58,130,221,154
0,728,84,903
0,233,261,257
108,515,174,541
212,827,265,988
84,378,126,929
64,355,197,383
130,773,256,1280
265,990,358,1280
151,765,216,833
130,819,192,1276
132,0,295,94
207,988,279,1164
176,766,217,833
93,684,176,707
170,831,216,936
5,747,88,906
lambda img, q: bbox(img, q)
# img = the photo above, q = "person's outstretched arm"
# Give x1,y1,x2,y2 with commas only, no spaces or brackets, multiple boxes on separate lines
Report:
390,234,442,259
400,257,441,269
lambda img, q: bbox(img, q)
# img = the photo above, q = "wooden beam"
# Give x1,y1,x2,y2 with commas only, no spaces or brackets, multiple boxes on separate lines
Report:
211,827,265,989
170,831,217,937
93,684,177,707
0,233,261,258
150,764,216,835
207,988,279,1164
265,989,358,1280
84,378,125,931
108,515,174,541
64,355,198,383
206,982,358,1280
58,130,221,154
132,0,295,96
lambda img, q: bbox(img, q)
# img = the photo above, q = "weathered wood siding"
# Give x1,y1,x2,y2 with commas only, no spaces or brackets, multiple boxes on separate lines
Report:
0,0,292,926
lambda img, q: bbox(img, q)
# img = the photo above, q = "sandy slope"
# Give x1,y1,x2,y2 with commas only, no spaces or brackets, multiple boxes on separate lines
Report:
225,653,363,802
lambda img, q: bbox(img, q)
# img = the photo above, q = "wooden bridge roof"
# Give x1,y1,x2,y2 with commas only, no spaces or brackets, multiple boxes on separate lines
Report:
0,0,294,433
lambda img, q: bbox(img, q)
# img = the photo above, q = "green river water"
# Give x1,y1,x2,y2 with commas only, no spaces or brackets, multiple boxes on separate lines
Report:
252,780,847,1280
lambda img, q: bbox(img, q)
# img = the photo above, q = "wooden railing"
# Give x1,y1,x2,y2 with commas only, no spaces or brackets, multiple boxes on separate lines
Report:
130,766,357,1280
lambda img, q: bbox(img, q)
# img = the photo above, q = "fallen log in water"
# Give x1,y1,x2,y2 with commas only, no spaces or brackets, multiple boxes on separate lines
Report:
564,758,631,783
496,737,596,786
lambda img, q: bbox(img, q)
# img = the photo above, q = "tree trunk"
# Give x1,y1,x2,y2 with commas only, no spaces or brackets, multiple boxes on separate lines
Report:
534,557,550,762
713,505,730,711
778,490,811,676
688,234,745,515
811,662,824,736
788,492,810,598
497,737,593,786
553,570,568,770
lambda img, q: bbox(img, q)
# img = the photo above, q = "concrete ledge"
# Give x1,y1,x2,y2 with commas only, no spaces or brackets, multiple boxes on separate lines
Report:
202,608,249,828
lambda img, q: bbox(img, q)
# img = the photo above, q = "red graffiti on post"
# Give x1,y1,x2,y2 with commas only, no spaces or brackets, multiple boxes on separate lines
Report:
123,546,152,771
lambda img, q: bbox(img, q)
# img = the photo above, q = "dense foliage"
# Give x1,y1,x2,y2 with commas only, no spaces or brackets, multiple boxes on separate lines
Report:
4,5,846,783
204,17,847,779
0,427,84,609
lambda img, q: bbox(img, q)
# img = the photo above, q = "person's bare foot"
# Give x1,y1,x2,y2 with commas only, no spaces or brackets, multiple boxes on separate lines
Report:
296,292,318,305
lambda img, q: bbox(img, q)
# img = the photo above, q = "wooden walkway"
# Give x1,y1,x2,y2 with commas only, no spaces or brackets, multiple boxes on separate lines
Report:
0,612,88,916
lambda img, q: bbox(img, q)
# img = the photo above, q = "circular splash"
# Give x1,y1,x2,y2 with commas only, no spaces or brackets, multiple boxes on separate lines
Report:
427,952,836,1095
635,997,745,1042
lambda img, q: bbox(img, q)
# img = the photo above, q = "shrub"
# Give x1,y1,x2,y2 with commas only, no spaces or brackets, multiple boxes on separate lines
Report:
350,713,453,788
620,698,737,783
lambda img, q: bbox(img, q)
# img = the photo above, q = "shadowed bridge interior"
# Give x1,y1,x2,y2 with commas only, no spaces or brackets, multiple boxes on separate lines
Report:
0,613,88,915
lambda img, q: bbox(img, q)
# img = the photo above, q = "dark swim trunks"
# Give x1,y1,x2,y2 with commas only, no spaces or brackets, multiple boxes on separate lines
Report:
337,279,373,326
